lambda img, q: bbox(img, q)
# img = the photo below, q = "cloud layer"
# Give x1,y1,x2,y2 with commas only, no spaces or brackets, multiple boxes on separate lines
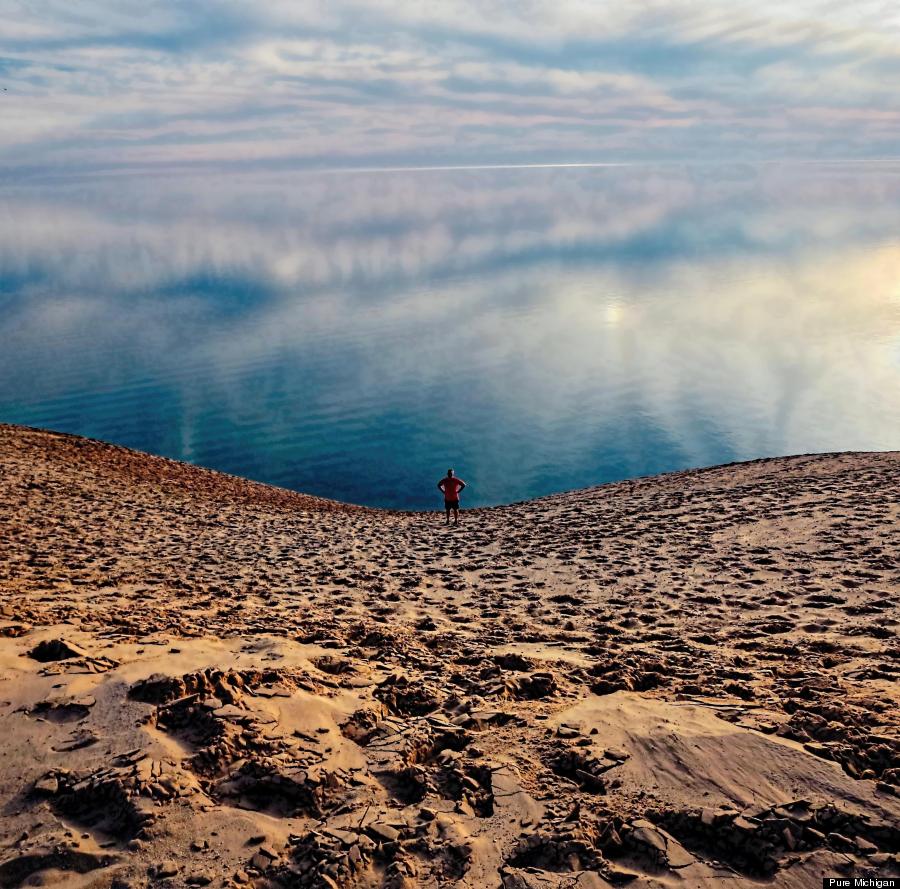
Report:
2,0,900,175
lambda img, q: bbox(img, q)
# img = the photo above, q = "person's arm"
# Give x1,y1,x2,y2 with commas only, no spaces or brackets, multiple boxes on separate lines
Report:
458,480,467,491
438,480,445,492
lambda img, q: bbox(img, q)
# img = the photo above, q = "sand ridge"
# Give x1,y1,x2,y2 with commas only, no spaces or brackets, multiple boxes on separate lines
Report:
0,423,898,888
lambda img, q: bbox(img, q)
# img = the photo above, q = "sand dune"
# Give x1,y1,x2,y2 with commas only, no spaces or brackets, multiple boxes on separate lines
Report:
0,423,898,889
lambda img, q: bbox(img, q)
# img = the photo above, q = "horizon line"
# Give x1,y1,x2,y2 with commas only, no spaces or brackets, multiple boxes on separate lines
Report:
310,157,900,175
3,156,900,186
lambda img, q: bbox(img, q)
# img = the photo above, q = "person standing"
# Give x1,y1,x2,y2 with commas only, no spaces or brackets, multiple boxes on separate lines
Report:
438,469,466,526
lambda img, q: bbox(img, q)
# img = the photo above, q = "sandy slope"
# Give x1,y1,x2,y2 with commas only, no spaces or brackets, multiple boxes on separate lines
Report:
0,423,898,889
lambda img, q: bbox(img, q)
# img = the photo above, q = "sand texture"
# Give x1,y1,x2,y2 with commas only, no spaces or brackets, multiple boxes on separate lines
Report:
0,423,898,889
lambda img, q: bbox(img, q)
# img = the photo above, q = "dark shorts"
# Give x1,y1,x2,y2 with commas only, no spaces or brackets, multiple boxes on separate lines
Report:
444,499,460,509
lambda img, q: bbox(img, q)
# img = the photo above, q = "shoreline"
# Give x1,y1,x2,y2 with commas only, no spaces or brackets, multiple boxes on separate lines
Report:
2,421,895,513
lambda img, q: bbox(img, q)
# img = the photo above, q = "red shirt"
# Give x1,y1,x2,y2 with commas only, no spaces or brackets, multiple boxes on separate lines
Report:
440,476,464,500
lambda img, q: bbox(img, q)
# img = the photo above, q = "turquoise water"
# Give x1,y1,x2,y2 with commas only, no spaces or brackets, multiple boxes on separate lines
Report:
2,163,899,509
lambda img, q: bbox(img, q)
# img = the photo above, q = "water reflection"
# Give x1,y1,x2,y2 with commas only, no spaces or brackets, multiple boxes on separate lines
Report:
2,164,899,508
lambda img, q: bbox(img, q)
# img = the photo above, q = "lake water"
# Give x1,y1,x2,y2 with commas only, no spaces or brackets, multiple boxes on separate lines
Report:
2,163,899,509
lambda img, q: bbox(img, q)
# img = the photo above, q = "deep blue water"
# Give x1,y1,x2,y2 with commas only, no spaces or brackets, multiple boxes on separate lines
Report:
2,163,900,509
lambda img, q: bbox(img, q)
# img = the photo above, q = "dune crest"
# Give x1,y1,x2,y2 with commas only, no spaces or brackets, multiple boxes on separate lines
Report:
0,424,898,888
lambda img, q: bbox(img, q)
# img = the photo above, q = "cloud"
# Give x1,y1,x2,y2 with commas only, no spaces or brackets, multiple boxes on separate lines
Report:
1,1,899,174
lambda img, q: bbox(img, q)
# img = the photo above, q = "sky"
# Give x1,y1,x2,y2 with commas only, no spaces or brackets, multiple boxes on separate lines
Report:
2,0,900,177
